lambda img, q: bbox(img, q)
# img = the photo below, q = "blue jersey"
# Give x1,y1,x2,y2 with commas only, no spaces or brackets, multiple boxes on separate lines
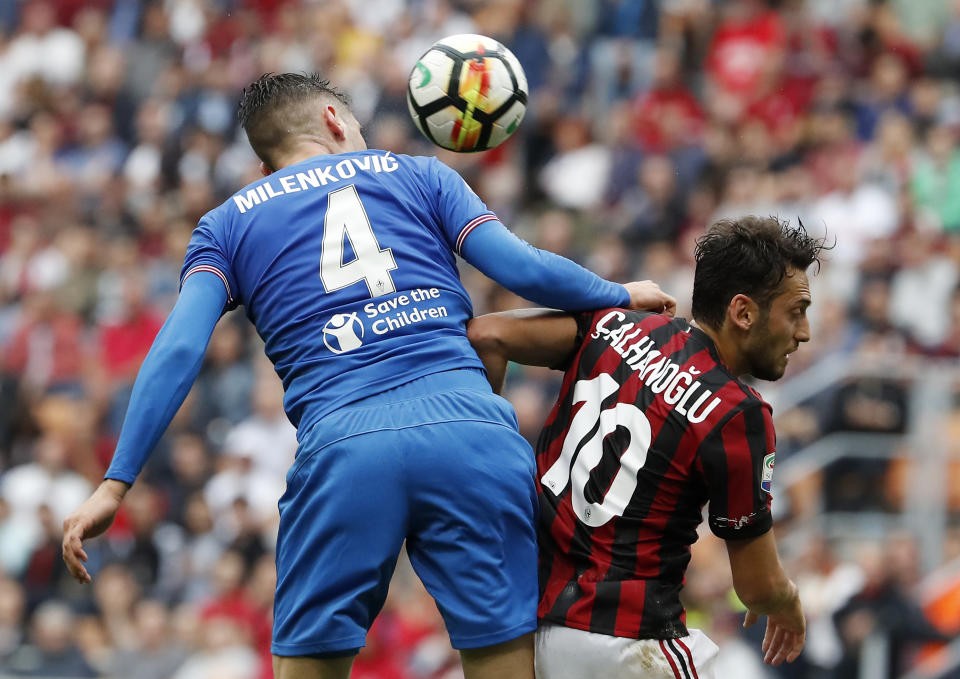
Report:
182,151,496,433
107,150,626,484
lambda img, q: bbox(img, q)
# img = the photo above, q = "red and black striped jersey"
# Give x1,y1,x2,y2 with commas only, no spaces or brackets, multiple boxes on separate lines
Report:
536,309,776,640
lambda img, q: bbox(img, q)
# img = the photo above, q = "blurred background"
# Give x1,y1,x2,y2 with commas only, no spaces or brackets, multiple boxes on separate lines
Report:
1,0,960,677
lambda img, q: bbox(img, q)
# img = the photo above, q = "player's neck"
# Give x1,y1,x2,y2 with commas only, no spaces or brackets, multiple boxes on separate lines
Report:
692,320,749,376
275,139,362,169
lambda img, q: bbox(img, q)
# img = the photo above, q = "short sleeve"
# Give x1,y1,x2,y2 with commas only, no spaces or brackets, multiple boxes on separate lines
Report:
546,309,628,372
701,402,775,540
575,310,608,343
428,157,498,253
545,310,599,371
180,216,240,311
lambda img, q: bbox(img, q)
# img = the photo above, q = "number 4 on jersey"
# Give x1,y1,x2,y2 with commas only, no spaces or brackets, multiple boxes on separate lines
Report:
320,185,398,297
541,374,652,527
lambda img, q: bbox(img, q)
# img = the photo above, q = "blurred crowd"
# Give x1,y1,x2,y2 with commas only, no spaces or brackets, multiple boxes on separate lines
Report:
1,0,960,677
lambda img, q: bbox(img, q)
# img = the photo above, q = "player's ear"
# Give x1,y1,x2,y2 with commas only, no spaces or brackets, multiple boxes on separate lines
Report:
728,294,757,331
259,161,273,176
324,105,346,141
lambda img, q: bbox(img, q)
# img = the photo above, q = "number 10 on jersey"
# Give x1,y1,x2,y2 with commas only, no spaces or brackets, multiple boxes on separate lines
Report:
541,374,652,527
320,185,398,297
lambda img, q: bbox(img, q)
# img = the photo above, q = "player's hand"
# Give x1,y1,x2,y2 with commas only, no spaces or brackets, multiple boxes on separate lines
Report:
62,479,129,584
743,582,805,666
624,280,677,317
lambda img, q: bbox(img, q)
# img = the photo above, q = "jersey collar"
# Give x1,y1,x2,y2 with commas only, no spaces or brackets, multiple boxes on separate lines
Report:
686,322,727,369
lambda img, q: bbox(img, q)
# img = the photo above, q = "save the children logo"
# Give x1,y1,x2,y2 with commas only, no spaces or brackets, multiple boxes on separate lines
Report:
322,312,364,354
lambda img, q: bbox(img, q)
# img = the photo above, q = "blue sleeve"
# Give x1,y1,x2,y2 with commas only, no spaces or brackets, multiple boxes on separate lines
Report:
426,157,501,252
461,223,629,311
426,157,629,311
104,272,227,484
180,214,240,310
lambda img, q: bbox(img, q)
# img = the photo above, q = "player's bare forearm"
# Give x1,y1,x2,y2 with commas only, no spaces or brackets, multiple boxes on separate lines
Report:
99,478,131,499
726,530,794,613
468,310,579,393
475,344,509,394
727,530,806,664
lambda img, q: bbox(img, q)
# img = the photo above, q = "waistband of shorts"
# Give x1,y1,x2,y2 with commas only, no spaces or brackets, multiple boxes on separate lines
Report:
349,367,492,407
294,368,513,457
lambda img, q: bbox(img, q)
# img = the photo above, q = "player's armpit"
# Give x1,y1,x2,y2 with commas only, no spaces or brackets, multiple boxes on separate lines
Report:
467,310,578,393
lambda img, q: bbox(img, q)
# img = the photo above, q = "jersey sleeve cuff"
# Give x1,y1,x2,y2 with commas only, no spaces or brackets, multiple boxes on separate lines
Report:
548,311,599,371
104,469,137,485
455,213,499,255
181,264,237,310
709,510,772,541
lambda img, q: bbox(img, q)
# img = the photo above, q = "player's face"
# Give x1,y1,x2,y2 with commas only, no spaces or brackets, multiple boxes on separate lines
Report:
743,268,812,381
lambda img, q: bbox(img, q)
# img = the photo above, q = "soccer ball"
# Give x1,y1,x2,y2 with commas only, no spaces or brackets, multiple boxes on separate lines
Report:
407,34,528,153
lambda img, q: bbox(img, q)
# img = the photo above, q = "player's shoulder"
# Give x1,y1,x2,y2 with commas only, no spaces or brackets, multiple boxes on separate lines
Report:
199,196,234,230
573,308,687,367
209,169,275,224
707,371,773,432
579,307,676,337
395,151,435,166
402,153,472,180
726,382,773,424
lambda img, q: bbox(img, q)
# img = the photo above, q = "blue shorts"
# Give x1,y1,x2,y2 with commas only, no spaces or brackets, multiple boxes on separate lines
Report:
271,369,538,656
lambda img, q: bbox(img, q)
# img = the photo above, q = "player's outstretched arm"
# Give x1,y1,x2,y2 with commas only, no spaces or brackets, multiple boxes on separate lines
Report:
623,280,676,317
468,310,579,393
461,222,675,314
62,272,227,583
468,283,675,393
726,530,806,666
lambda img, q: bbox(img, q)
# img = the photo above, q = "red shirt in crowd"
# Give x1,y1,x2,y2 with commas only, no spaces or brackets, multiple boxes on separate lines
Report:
97,310,163,381
707,10,786,102
632,86,705,152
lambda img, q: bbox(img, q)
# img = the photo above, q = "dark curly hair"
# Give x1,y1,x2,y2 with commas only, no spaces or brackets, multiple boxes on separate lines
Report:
237,73,352,169
692,216,827,329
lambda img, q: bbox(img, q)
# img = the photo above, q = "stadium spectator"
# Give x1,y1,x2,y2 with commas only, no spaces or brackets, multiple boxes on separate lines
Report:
1,412,91,543
912,124,960,233
104,598,187,679
832,539,952,678
189,316,256,430
0,576,26,661
5,601,97,677
91,563,139,653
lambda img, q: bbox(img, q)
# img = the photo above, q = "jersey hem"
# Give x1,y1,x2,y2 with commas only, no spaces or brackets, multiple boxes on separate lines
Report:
289,415,521,480
294,357,487,439
536,616,689,641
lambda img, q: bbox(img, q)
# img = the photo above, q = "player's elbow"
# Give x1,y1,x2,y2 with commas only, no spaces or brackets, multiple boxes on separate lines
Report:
156,334,206,372
467,314,507,357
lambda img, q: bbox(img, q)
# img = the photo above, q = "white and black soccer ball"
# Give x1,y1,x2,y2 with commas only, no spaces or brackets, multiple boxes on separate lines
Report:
407,34,528,153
